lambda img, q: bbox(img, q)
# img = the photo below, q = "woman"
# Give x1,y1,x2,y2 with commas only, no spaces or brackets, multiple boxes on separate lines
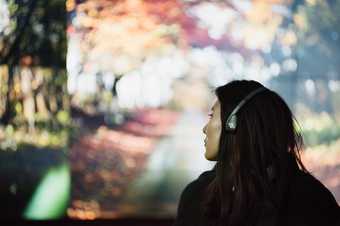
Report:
173,80,340,226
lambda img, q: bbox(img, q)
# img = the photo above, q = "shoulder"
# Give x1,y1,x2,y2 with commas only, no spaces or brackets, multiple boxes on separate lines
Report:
173,169,215,225
178,170,214,211
292,171,338,205
180,169,215,201
197,169,216,184
288,170,340,224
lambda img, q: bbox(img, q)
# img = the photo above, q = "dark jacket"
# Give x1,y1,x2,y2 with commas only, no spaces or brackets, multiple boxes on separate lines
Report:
173,165,340,226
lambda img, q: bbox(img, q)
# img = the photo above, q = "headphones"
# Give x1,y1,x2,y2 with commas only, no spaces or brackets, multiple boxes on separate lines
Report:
225,87,267,132
223,86,276,182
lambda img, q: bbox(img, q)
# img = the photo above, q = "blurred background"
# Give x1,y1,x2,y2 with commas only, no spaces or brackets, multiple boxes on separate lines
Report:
0,0,339,220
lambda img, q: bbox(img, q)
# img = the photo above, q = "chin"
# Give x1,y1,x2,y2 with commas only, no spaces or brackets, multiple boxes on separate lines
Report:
204,151,217,161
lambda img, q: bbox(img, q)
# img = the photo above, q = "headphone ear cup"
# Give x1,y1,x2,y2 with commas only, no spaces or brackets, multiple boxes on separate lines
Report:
226,114,237,131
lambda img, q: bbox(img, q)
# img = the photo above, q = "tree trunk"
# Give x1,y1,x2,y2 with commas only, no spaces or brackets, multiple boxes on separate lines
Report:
0,65,15,125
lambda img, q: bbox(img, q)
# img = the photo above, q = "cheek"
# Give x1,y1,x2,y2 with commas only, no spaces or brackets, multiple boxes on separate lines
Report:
207,120,221,148
205,127,221,160
210,119,221,138
210,130,221,148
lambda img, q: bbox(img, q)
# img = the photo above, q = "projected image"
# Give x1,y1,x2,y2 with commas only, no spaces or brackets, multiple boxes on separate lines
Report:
0,0,339,220
0,0,69,219
65,0,340,219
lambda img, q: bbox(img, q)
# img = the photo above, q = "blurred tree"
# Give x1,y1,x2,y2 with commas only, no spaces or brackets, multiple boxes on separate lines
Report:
71,0,186,76
0,0,66,67
268,0,340,113
0,0,67,125
293,0,340,113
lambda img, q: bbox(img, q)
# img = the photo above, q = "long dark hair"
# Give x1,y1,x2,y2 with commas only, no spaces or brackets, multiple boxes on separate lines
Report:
203,80,308,226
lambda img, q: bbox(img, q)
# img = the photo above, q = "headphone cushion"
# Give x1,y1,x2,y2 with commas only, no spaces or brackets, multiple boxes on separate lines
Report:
226,114,237,130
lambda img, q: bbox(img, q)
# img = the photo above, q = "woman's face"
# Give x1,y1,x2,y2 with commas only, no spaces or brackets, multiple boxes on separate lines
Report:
203,100,222,161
